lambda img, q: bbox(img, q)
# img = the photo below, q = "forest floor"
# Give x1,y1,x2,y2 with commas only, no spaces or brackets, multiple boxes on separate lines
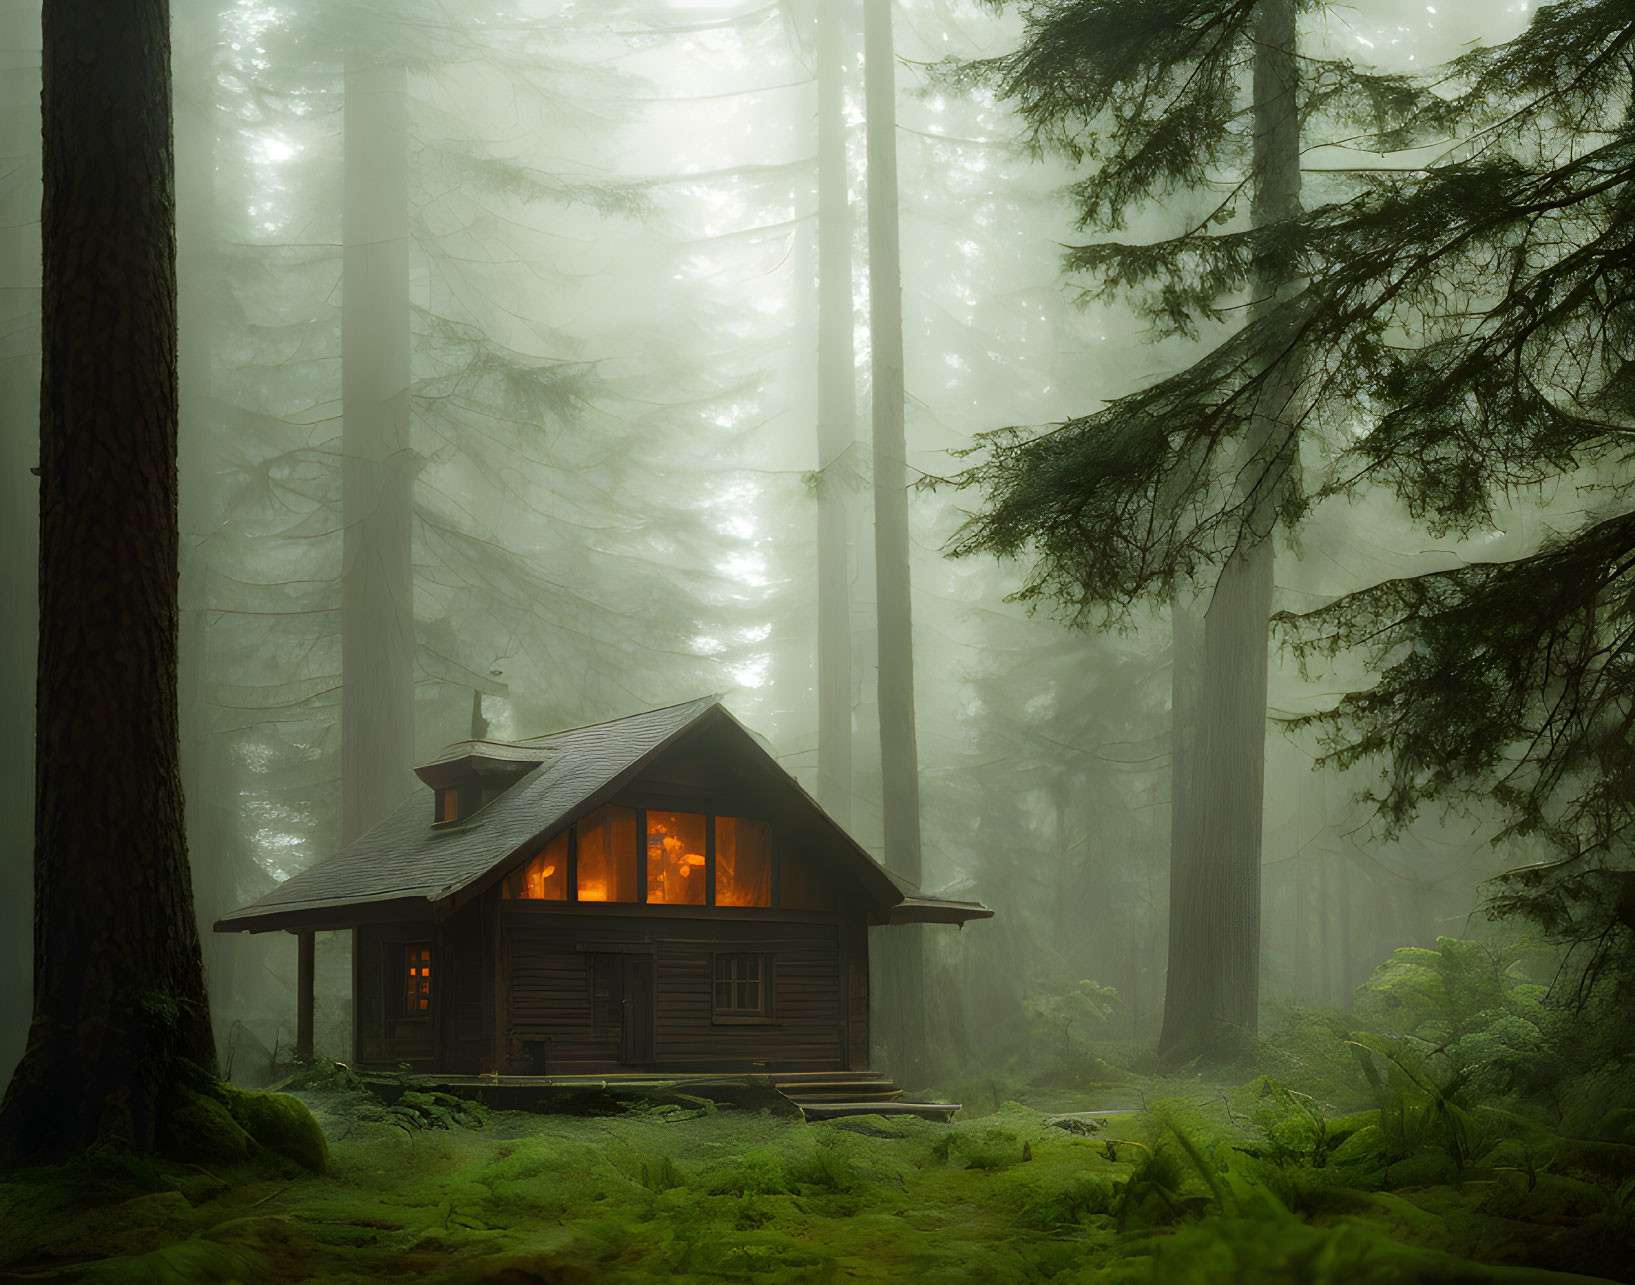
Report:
2,1051,1632,1284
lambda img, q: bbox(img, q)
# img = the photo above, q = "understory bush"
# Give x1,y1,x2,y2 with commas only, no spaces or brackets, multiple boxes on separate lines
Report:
8,935,1635,1282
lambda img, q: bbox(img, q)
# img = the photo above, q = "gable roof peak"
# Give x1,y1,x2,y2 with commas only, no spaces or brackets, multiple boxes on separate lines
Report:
504,693,728,752
413,695,729,789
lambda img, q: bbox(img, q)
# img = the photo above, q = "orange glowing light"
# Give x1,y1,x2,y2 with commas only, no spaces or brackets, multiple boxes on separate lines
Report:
405,944,432,1014
577,805,638,902
715,816,771,907
504,831,568,900
646,810,706,904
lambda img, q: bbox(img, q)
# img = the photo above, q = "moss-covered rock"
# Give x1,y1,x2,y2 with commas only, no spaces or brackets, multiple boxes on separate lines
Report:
158,1085,254,1167
219,1083,328,1174
385,1089,486,1133
152,1061,327,1173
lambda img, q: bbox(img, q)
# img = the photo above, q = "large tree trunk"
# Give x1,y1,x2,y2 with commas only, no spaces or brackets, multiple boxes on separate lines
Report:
341,50,415,846
1158,0,1301,1053
0,0,217,1160
1163,592,1200,1028
863,0,926,1085
0,0,41,1088
814,0,856,828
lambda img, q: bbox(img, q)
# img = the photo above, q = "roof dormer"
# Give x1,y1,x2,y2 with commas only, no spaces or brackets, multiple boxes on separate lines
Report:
415,744,544,825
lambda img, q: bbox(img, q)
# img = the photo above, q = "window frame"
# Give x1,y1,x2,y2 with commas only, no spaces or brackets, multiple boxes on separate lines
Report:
643,807,710,907
711,813,774,909
574,804,641,903
400,941,433,1021
710,951,774,1024
498,805,778,908
502,828,571,901
433,787,460,824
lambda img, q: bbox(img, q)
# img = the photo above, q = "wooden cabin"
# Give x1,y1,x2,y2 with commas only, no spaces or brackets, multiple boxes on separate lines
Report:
215,696,991,1075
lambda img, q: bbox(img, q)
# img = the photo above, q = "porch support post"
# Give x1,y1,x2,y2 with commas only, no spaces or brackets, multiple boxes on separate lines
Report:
296,929,315,1060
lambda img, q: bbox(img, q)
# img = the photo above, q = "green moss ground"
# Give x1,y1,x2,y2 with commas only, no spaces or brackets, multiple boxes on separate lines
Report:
1,1078,1629,1283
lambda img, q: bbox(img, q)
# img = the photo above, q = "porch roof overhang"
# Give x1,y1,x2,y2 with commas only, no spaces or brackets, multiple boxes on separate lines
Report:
215,893,438,936
884,896,995,927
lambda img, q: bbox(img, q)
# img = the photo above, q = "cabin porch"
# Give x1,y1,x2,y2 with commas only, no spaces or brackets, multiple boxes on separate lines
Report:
354,1068,961,1122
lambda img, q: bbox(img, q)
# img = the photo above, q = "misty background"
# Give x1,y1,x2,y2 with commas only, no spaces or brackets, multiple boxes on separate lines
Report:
0,0,1543,1083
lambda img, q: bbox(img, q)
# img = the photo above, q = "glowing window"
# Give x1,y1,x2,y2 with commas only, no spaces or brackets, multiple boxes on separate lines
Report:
502,830,568,900
576,805,639,902
404,943,432,1015
713,953,768,1017
646,810,707,905
714,816,771,907
435,788,459,823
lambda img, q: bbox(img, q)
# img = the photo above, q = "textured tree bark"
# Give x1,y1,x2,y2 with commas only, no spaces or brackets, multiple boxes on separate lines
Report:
341,52,416,846
815,0,857,829
0,0,218,1160
0,0,41,1088
1163,592,1200,1028
864,0,926,1085
1157,0,1301,1053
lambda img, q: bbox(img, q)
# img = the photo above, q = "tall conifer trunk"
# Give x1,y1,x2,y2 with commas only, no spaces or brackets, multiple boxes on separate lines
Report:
341,51,415,845
1165,593,1199,1023
863,0,926,1083
1,0,217,1159
1158,0,1301,1051
0,0,41,1084
815,0,856,827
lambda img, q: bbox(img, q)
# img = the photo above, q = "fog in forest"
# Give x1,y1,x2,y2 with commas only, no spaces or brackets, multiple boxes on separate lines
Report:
24,0,1635,1274
0,0,1572,1085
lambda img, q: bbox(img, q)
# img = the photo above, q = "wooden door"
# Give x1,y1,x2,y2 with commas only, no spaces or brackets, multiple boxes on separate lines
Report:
620,955,654,1064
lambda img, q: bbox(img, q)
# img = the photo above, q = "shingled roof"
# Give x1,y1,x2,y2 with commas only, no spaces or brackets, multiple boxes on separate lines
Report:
215,696,991,933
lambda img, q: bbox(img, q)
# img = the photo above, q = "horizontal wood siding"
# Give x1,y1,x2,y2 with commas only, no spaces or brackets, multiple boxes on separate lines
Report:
447,903,484,1070
353,920,440,1068
356,923,385,1063
505,918,614,1069
500,909,845,1073
846,909,870,1070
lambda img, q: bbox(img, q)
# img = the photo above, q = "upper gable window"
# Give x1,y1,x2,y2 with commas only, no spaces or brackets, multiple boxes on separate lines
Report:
503,830,568,900
646,810,707,905
715,816,771,907
498,805,776,909
576,805,640,902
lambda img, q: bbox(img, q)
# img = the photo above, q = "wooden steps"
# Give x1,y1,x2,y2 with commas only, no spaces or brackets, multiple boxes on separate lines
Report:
797,1100,960,1123
769,1070,961,1123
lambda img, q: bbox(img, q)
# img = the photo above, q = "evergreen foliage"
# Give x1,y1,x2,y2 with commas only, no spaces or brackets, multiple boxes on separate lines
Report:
181,0,761,897
944,0,1635,1006
1269,4,1635,1006
939,0,1445,622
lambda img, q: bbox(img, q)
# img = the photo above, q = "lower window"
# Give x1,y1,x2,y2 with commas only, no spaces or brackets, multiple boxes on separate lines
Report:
404,942,432,1016
713,953,770,1019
